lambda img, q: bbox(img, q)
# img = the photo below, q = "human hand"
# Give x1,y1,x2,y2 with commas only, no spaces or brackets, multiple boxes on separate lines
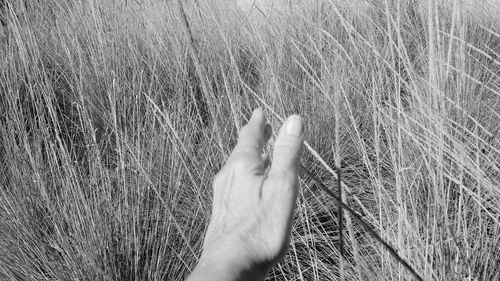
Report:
187,108,304,281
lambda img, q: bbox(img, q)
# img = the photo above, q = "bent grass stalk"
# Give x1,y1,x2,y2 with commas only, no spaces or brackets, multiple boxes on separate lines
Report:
251,89,424,280
299,164,424,281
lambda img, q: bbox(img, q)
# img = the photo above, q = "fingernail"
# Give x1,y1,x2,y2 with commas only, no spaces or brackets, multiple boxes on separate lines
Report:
285,115,303,137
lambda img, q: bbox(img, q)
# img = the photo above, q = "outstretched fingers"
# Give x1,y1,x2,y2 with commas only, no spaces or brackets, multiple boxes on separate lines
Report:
228,108,272,169
228,108,304,179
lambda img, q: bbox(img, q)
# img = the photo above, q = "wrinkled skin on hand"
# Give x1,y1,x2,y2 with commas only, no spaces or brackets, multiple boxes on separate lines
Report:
201,108,304,274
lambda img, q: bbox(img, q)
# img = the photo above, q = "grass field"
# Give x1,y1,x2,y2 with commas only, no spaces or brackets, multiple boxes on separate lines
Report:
1,0,500,280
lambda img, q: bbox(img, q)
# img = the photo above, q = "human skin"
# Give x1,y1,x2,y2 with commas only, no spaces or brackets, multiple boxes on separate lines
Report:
187,108,304,281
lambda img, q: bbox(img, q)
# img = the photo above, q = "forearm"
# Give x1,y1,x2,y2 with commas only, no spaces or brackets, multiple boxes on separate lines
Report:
187,252,268,281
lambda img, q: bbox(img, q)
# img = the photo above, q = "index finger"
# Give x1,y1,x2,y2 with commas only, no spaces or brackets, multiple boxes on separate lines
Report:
232,108,268,156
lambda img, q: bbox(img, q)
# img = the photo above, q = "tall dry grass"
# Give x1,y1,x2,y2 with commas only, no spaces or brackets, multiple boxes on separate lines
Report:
0,0,499,280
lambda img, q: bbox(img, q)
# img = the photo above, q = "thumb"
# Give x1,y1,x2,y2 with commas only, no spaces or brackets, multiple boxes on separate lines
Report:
270,115,304,177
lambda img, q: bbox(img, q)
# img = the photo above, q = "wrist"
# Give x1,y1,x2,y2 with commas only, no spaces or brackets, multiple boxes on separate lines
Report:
188,250,269,281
